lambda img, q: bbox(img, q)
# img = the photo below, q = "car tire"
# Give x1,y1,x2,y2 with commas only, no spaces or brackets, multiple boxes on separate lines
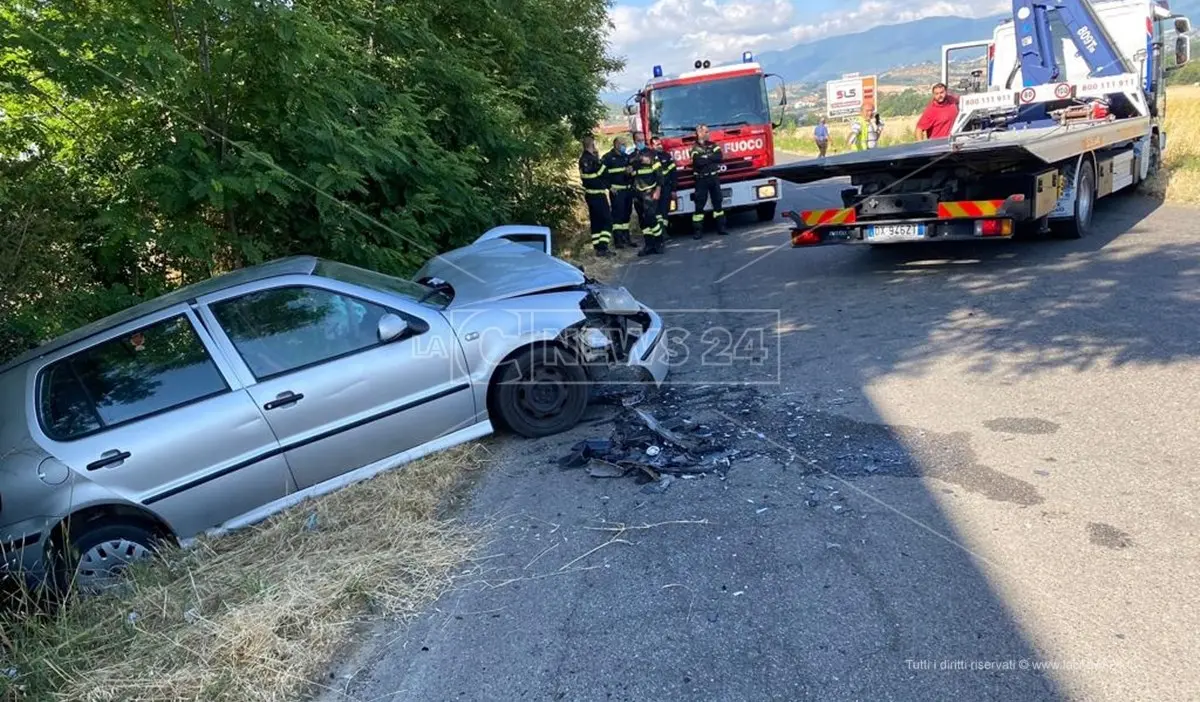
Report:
492,345,590,438
1051,159,1096,240
54,520,164,594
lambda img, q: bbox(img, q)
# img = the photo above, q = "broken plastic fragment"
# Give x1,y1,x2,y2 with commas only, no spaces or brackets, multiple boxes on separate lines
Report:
587,459,628,479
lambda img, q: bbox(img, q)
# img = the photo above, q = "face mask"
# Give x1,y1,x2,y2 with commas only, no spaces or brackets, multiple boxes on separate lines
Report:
635,141,646,150
623,145,634,154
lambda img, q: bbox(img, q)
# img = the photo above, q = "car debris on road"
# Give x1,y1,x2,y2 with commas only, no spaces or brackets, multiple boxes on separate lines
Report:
559,404,745,490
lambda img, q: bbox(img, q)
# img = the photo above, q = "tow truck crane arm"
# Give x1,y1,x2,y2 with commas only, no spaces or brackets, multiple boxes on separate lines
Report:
1014,0,1134,86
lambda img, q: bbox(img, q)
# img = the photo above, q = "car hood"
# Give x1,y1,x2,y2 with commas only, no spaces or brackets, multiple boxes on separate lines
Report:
414,239,587,308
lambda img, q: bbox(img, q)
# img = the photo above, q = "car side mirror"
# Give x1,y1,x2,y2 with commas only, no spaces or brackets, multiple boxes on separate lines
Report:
1176,17,1191,35
1176,35,1191,68
377,313,411,343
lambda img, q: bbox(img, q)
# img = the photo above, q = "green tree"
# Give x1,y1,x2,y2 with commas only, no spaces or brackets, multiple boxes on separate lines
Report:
0,0,620,362
878,88,927,117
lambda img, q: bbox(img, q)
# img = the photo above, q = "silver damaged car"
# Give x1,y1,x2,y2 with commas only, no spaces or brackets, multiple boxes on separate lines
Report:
0,226,669,590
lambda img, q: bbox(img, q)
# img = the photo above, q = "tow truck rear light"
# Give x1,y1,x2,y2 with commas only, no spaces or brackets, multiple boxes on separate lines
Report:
977,219,1013,237
792,229,822,246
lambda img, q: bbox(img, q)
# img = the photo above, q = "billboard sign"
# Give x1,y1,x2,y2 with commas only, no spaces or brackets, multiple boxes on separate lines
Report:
826,74,877,118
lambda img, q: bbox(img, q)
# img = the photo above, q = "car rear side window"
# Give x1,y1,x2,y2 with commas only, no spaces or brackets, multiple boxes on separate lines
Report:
38,315,228,441
210,286,390,379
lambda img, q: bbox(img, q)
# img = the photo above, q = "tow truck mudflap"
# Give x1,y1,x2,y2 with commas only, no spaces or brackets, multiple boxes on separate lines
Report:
785,195,1032,246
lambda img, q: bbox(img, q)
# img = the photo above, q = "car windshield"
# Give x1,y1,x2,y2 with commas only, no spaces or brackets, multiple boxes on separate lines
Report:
315,260,451,308
649,74,770,136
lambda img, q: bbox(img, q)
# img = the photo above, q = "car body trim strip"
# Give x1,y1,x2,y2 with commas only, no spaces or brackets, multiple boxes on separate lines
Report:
142,383,470,505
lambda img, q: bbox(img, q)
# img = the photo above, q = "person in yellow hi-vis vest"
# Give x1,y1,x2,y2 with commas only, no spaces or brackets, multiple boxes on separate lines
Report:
847,113,867,152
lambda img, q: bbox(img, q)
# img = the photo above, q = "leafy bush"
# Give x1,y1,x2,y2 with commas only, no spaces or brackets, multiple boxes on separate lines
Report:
0,0,619,362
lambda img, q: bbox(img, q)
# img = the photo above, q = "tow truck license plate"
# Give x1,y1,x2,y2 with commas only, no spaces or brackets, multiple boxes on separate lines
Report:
867,223,926,241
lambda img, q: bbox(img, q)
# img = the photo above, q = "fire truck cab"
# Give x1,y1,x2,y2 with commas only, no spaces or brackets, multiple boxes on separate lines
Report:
627,53,787,228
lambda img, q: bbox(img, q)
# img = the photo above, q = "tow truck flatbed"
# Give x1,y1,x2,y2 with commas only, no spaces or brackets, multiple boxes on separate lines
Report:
762,116,1152,186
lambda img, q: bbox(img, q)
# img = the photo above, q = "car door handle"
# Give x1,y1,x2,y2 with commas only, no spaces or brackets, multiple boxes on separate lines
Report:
87,450,131,471
263,391,304,411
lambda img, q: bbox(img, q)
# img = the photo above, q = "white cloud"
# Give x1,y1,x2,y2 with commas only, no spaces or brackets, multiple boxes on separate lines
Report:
604,0,1010,91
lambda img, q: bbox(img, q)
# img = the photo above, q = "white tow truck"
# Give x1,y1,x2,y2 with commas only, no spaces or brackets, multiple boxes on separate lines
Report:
765,0,1192,246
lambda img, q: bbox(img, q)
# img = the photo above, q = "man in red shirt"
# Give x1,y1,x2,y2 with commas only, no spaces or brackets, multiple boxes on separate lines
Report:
915,83,960,140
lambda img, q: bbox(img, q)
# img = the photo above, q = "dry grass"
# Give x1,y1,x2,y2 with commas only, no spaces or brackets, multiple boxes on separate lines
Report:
1,445,488,702
775,114,922,157
1145,85,1200,204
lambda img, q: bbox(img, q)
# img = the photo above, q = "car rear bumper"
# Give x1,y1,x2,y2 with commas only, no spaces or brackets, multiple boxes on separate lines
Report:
628,307,670,385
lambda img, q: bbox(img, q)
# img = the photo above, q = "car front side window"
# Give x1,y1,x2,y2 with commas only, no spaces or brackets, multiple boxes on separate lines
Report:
38,315,228,440
210,286,391,380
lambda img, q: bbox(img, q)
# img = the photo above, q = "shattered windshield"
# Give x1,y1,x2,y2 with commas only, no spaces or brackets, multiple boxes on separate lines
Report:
649,74,770,136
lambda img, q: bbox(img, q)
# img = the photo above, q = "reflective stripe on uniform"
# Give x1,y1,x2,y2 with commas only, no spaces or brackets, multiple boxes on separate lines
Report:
585,188,607,195
713,210,725,217
611,184,629,191
614,222,630,230
691,213,705,222
592,230,612,245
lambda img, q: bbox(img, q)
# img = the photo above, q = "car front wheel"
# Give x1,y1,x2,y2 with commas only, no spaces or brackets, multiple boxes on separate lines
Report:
492,345,590,438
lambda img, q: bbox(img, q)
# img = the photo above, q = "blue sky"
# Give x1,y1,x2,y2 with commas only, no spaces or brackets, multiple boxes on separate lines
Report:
605,0,1008,90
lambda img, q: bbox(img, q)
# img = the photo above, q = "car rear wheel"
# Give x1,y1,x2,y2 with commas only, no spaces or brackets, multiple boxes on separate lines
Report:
492,346,589,438
55,521,164,594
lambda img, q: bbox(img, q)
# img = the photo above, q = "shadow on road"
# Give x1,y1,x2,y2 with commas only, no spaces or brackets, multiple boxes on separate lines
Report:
604,190,1191,699
343,191,1193,701
767,194,1198,378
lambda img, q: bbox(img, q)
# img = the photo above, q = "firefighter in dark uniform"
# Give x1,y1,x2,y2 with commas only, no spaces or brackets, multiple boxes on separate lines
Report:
578,136,612,256
601,136,634,248
629,135,664,257
651,136,677,233
689,123,727,239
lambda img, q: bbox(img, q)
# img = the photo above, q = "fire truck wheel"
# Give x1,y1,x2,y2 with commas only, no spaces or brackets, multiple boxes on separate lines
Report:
756,202,777,223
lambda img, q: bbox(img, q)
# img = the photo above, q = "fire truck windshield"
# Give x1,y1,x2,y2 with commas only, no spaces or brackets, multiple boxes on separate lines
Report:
649,74,770,136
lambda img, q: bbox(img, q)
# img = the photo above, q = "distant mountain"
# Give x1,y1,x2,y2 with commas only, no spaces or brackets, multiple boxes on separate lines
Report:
603,1,1200,98
756,15,1004,84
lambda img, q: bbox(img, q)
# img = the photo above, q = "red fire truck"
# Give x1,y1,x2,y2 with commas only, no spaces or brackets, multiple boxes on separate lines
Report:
626,52,787,228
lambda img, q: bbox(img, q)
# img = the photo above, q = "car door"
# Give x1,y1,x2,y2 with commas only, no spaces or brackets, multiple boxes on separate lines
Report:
473,225,553,254
31,306,294,538
195,277,476,490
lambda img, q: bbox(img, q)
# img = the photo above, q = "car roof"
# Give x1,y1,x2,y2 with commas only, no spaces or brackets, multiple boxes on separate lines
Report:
0,256,320,375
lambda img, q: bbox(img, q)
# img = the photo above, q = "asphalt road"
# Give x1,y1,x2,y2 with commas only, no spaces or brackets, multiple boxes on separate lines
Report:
337,156,1200,701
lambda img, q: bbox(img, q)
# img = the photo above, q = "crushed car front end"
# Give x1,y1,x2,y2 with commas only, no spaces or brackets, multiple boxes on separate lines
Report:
572,282,670,386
